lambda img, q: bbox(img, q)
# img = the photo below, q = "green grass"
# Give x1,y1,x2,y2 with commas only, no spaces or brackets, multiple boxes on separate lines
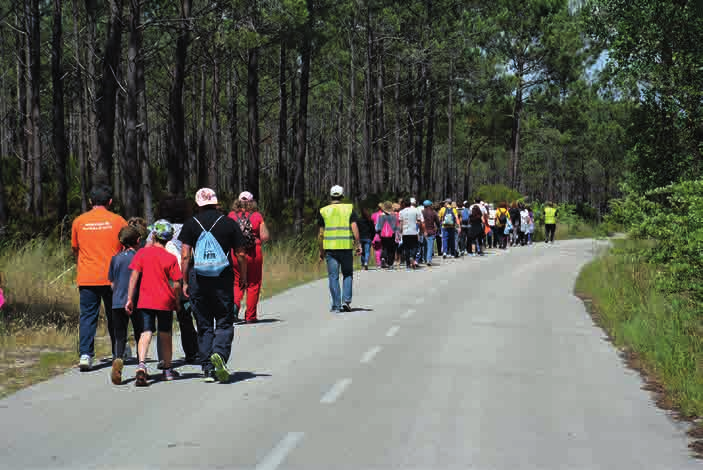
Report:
0,236,325,396
575,240,703,420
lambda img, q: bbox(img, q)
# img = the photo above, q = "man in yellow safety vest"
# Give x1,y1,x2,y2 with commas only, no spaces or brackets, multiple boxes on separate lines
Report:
318,185,361,313
544,202,558,244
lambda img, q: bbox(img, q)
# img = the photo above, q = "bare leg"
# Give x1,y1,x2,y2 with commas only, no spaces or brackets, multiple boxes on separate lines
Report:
138,331,152,364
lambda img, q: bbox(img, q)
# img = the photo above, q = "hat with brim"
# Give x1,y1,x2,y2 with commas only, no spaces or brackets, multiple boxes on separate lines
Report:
382,201,393,213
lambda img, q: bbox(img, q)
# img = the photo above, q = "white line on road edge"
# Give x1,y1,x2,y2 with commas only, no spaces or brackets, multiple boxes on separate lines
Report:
386,326,400,337
361,346,382,364
255,432,305,470
320,378,352,404
401,309,415,319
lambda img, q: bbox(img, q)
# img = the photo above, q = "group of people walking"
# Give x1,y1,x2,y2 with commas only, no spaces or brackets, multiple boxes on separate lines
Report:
318,185,559,313
71,185,268,386
71,183,558,384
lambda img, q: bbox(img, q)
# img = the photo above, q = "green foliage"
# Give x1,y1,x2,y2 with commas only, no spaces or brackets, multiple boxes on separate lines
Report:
576,240,703,418
473,184,522,204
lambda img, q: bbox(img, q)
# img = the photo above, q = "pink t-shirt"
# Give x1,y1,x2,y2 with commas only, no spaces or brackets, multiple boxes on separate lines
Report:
228,211,264,245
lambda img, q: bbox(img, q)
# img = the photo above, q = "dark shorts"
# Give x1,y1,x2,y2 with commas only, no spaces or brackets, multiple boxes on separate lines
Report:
141,309,173,334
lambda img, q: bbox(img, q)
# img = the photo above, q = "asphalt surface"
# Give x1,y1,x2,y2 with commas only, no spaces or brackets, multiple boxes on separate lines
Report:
0,239,698,469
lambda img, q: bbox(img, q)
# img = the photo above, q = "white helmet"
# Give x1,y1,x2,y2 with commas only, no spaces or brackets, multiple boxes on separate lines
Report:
330,185,344,197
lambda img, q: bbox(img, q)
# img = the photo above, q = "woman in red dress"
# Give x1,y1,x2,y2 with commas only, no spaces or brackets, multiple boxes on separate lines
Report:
228,191,270,323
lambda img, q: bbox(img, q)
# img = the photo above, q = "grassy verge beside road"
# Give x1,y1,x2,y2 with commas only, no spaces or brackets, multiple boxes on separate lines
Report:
0,237,324,398
575,239,703,457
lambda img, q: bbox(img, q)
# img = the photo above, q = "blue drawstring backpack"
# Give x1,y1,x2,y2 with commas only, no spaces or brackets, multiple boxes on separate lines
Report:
193,216,229,277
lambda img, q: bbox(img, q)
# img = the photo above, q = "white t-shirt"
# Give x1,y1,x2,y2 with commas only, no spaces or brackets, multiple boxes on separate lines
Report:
488,209,496,226
399,207,424,236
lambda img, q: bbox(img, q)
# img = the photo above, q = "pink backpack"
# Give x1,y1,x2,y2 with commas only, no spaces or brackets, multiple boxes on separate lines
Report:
381,218,394,238
0,288,5,310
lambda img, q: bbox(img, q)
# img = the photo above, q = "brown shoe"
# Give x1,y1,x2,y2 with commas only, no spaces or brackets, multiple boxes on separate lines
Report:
111,358,124,385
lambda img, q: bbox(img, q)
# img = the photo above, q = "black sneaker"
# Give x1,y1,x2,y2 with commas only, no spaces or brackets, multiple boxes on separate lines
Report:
341,302,352,312
202,370,217,383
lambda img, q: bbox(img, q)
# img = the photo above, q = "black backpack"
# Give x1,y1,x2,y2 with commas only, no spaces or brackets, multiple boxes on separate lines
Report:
234,212,257,249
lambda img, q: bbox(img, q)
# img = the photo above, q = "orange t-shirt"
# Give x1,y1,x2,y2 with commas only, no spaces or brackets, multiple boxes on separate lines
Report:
71,208,127,286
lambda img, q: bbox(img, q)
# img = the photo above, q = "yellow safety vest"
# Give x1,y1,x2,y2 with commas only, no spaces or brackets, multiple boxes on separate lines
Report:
320,203,354,250
544,207,557,225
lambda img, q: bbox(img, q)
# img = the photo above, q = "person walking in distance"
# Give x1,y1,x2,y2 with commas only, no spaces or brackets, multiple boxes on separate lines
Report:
179,188,248,383
357,207,376,271
399,198,424,270
421,200,440,266
438,199,460,258
229,191,270,324
376,201,399,269
72,185,128,371
318,185,361,313
544,202,558,243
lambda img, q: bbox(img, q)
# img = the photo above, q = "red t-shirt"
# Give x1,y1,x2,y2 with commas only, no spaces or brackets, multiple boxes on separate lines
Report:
129,246,182,311
228,211,264,245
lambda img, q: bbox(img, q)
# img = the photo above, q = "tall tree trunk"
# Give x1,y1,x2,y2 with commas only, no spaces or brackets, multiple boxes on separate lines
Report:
123,0,142,216
334,83,343,185
424,82,436,199
247,47,260,198
393,62,401,193
446,59,454,199
197,65,208,188
84,0,98,181
228,65,239,194
72,0,88,211
294,0,313,234
289,57,297,197
277,42,288,208
27,0,42,216
136,32,152,222
52,0,69,220
411,63,426,196
15,13,29,212
377,40,389,190
360,6,372,199
348,33,359,198
209,58,220,190
95,0,124,185
166,0,191,197
509,62,524,189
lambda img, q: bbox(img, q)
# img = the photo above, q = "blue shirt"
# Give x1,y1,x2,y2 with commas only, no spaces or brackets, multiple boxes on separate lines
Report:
108,249,137,309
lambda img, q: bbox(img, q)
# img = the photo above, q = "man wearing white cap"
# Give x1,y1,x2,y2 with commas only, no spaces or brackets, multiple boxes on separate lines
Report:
318,185,361,313
178,188,248,382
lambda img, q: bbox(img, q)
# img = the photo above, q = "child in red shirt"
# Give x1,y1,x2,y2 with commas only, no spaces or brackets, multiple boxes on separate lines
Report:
126,220,182,386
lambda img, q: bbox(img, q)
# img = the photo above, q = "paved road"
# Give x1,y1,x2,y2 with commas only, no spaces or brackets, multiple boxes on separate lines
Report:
0,239,697,469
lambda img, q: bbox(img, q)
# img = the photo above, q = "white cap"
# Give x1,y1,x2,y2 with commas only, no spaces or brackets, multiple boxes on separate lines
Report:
330,185,344,197
410,197,417,205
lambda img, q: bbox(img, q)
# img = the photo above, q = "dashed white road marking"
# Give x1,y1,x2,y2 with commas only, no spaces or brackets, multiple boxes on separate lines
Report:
320,379,352,404
361,346,382,364
255,432,305,470
386,326,400,337
401,309,415,319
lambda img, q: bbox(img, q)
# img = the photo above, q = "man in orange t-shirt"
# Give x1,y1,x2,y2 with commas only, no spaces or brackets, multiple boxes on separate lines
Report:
71,185,127,371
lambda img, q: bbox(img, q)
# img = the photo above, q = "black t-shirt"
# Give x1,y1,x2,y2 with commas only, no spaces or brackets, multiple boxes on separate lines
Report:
357,218,375,240
509,207,521,225
179,209,245,269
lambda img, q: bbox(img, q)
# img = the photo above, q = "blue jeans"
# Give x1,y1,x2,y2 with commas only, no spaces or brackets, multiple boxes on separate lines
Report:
325,250,353,311
442,228,457,256
79,286,115,357
425,235,435,264
360,239,372,266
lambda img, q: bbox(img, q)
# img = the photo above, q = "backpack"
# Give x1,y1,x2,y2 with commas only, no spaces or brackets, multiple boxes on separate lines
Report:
234,212,257,249
497,209,508,226
192,216,229,277
442,208,456,226
381,217,394,238
461,208,470,226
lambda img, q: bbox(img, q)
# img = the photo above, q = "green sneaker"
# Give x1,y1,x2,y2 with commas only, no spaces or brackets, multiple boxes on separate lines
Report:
210,353,230,383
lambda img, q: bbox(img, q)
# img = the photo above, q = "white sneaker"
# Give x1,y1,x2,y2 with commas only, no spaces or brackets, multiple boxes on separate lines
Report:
79,354,93,371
